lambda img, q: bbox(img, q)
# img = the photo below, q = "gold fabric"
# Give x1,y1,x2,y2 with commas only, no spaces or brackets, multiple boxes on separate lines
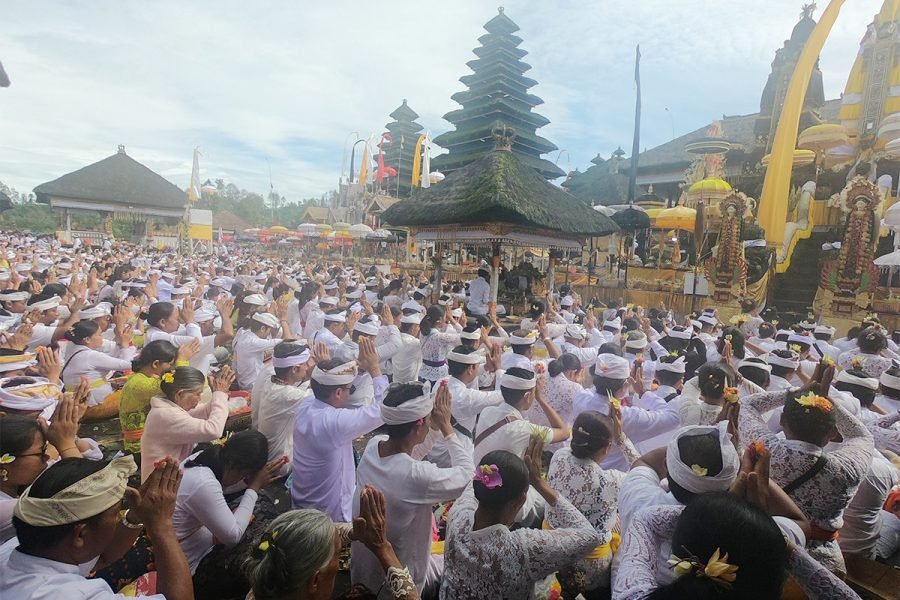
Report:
14,455,137,526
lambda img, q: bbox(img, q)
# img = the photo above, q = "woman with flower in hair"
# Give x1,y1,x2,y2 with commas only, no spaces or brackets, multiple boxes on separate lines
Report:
173,430,285,597
678,362,738,427
614,492,860,600
441,440,601,599
548,409,638,598
738,363,874,574
837,327,895,378
139,365,235,482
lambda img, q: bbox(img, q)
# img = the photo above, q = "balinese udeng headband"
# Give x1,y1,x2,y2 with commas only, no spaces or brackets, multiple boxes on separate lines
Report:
668,327,693,340
737,358,772,373
594,353,630,379
508,332,537,345
624,332,648,349
324,311,347,323
14,455,137,527
459,329,481,341
447,350,485,365
252,312,280,329
880,371,900,390
767,353,799,369
381,381,434,425
564,324,588,340
311,361,357,385
655,356,686,374
500,371,536,390
666,423,739,494
272,349,311,369
0,376,61,420
353,321,379,336
835,370,879,391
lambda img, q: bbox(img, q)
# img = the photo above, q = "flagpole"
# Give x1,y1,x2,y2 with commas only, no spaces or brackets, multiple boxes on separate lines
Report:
624,45,641,294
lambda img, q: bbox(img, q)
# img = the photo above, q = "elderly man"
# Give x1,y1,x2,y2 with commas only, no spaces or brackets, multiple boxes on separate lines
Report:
0,456,192,600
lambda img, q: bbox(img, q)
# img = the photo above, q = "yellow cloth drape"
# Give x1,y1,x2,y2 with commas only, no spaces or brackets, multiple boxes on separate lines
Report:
411,134,425,188
758,0,845,248
359,145,370,185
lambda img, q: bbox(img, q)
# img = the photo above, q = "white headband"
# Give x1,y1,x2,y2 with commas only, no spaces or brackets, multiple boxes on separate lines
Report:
738,359,772,373
603,317,621,329
767,353,799,369
880,371,900,390
243,293,268,306
311,361,357,385
835,370,879,391
381,382,434,425
500,372,536,390
447,350,485,365
251,312,280,329
624,333,648,350
400,313,423,325
668,327,693,340
324,311,347,323
814,325,836,336
564,324,588,340
272,349,311,369
459,329,481,341
0,291,29,302
655,356,686,374
594,353,631,379
0,376,60,421
353,321,379,336
28,296,61,312
320,296,339,306
666,422,740,494
509,332,537,345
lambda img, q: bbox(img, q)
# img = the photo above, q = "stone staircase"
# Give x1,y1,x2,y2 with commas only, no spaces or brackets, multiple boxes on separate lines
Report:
771,231,831,322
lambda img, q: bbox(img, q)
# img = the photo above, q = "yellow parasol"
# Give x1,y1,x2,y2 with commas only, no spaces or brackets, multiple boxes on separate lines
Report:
797,124,849,156
760,149,816,168
685,177,732,208
653,205,697,231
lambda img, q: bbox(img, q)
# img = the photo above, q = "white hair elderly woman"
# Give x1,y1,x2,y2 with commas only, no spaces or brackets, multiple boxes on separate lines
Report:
244,487,418,600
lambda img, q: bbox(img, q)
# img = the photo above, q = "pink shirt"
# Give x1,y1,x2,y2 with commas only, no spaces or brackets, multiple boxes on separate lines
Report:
140,392,229,482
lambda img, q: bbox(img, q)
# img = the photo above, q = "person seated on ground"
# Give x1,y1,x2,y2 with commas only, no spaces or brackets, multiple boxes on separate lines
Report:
548,409,638,599
140,366,234,482
738,364,874,575
613,492,860,600
573,353,679,470
174,430,285,587
233,300,292,390
252,341,318,477
244,487,420,600
120,339,197,458
441,441,601,600
838,327,895,379
0,456,193,600
291,339,387,522
678,362,737,427
0,393,87,543
351,380,472,597
62,319,136,410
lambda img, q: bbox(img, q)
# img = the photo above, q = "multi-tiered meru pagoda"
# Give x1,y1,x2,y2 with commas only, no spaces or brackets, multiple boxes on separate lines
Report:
382,99,424,197
432,7,564,180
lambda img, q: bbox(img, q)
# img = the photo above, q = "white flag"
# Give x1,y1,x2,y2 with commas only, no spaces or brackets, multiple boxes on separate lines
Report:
188,148,201,203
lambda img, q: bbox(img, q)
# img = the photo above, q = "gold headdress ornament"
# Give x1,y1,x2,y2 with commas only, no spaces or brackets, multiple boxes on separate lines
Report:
668,547,739,588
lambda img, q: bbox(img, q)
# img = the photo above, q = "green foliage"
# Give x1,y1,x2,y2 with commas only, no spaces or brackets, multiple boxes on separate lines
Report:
0,203,56,234
112,219,142,240
198,179,336,229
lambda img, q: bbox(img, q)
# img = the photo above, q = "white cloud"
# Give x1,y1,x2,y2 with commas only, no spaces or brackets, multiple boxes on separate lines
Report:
0,0,887,202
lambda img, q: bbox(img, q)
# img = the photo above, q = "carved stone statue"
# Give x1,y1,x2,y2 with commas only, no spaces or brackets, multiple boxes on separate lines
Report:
779,181,815,264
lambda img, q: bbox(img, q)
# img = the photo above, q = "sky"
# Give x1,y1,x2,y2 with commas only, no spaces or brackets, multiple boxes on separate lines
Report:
0,0,888,204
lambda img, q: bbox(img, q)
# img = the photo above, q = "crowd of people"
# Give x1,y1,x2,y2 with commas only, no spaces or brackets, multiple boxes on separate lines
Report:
0,231,897,600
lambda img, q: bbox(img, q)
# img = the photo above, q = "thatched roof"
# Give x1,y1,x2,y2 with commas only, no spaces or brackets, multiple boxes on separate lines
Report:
212,210,251,233
381,148,618,237
34,146,187,211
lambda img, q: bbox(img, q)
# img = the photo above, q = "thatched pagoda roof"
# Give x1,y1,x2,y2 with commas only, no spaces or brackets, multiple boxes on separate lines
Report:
34,146,187,216
381,144,618,239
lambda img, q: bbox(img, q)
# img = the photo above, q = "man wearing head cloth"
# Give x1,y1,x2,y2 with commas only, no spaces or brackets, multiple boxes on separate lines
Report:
302,295,338,342
351,381,473,595
614,422,806,586
252,341,314,477
572,353,679,472
291,339,388,522
24,294,83,353
426,346,505,468
0,456,193,600
232,310,291,390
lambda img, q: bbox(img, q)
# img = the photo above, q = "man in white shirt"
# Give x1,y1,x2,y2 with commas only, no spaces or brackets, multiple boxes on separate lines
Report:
311,309,355,355
301,295,337,342
392,313,423,384
24,294,83,353
428,346,504,467
466,268,491,317
0,456,191,600
233,311,290,390
291,339,387,522
252,341,314,476
191,299,234,375
351,380,473,596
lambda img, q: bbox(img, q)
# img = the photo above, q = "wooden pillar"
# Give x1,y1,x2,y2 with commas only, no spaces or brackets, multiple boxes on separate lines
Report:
433,245,443,303
490,242,501,304
547,255,557,294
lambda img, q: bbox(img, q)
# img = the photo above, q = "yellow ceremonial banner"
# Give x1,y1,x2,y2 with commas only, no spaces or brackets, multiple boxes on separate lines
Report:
758,0,844,248
359,145,370,185
189,224,213,241
411,135,425,188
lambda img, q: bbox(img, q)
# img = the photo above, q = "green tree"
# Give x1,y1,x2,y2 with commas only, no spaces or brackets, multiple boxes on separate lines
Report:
0,203,56,234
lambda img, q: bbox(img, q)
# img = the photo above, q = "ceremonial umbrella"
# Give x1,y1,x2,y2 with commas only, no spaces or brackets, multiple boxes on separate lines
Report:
270,225,289,234
760,149,816,168
798,124,849,167
874,250,900,297
653,206,697,231
297,223,318,235
349,223,374,239
686,177,732,209
611,206,651,230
